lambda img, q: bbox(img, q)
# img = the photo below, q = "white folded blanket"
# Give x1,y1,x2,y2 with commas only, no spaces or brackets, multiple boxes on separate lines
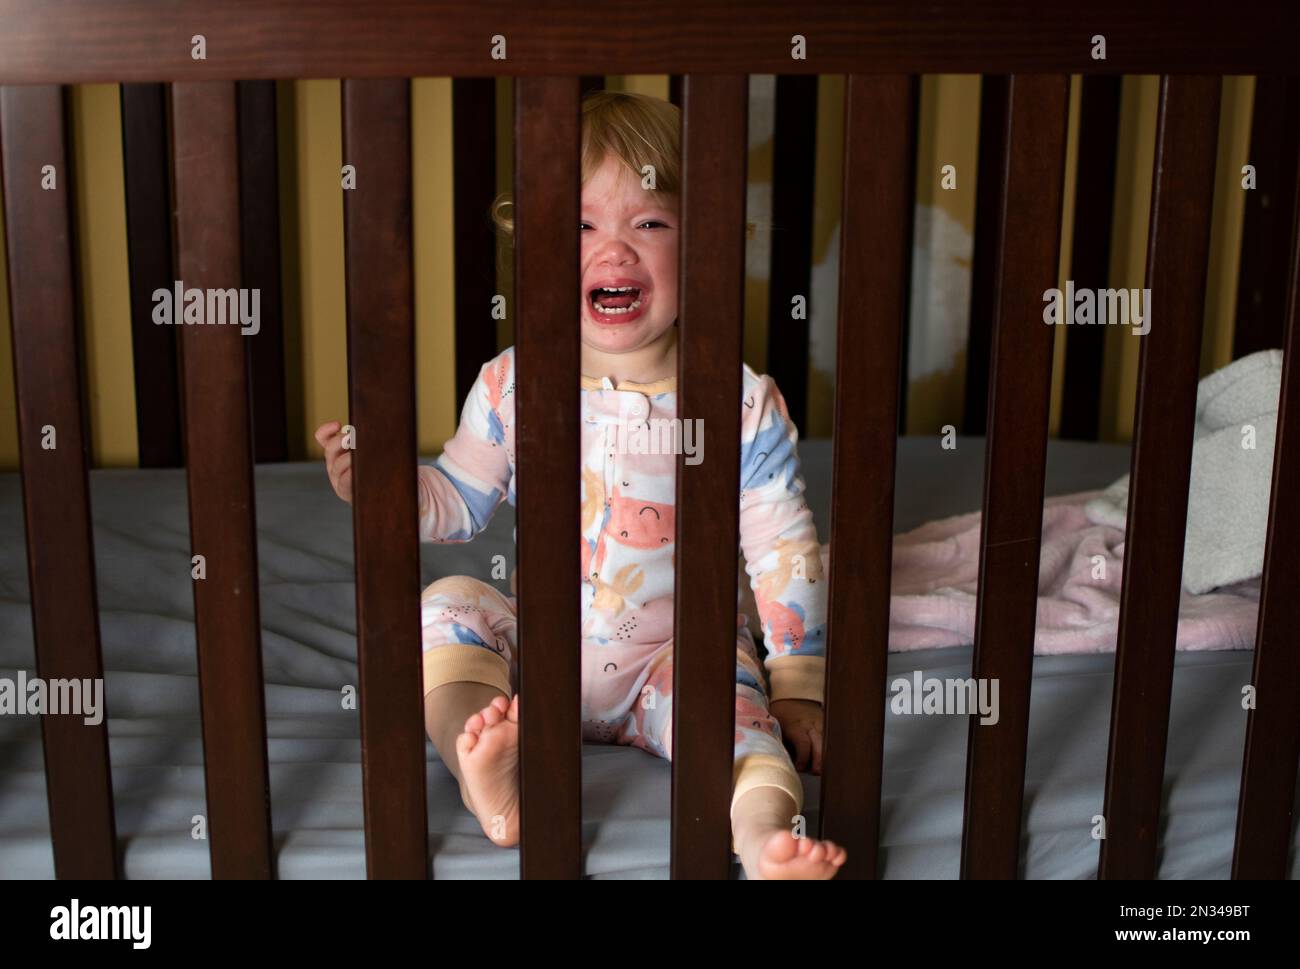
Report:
1084,348,1284,594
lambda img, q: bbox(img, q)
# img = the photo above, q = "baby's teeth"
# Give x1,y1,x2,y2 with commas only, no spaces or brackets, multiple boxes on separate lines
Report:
594,296,644,315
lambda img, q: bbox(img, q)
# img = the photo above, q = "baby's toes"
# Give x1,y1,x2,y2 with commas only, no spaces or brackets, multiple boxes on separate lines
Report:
760,829,801,864
464,696,509,734
455,728,480,758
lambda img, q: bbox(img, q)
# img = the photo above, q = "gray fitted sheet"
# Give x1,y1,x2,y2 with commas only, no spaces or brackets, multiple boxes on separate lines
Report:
1,436,1290,878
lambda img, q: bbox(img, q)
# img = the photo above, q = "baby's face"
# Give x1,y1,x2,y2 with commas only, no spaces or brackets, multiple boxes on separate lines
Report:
580,153,679,355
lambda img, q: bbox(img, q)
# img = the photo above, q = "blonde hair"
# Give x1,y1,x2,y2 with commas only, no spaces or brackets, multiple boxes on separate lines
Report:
490,90,681,242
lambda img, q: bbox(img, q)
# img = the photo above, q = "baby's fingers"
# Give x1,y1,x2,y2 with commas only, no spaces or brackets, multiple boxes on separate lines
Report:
314,420,341,449
785,728,812,772
332,450,354,494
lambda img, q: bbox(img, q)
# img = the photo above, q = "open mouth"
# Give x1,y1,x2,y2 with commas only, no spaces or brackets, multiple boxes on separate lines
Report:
588,286,644,316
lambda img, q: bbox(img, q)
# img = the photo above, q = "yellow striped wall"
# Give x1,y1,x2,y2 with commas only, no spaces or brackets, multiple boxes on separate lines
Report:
0,76,1261,470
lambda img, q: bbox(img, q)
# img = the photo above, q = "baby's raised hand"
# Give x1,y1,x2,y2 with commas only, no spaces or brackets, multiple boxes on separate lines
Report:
314,420,353,505
770,698,824,774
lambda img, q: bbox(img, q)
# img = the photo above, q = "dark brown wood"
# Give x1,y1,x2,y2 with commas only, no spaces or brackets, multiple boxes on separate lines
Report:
342,78,428,880
672,74,748,880
1,83,118,880
514,75,583,880
579,75,604,99
0,2,1290,83
1060,75,1122,441
171,80,274,879
1232,145,1300,879
963,75,1010,436
120,83,183,467
820,74,913,880
765,74,817,437
1233,76,1300,359
1098,75,1221,880
961,74,1070,879
452,77,501,407
238,80,288,463
896,76,920,436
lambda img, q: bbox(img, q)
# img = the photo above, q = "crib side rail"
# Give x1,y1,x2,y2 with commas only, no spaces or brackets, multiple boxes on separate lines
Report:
3,22,1298,884
0,2,1292,84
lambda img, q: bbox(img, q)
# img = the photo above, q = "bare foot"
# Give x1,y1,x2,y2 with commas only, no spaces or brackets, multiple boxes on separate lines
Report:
738,828,846,880
455,694,521,847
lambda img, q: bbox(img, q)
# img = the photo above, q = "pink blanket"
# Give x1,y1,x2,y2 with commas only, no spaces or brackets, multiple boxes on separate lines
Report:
821,490,1261,654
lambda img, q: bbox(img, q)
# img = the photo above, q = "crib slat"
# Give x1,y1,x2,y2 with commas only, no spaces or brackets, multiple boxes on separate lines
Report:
341,78,428,879
170,81,274,879
514,76,583,879
1232,145,1300,878
961,74,1070,879
1098,76,1221,880
821,74,914,880
672,74,748,879
238,80,289,463
121,83,183,467
1,84,118,879
451,78,501,406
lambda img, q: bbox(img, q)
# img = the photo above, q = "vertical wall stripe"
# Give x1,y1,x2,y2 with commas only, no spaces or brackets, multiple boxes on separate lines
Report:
1203,76,1254,374
70,84,137,468
906,75,980,436
276,80,305,459
1100,75,1159,443
412,77,458,454
1049,75,1084,438
743,75,774,384
807,73,846,440
606,75,671,99
494,76,513,356
0,169,15,469
291,80,347,459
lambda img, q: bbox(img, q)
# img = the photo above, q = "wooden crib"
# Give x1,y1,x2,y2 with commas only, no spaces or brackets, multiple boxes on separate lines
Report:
2,1,1297,880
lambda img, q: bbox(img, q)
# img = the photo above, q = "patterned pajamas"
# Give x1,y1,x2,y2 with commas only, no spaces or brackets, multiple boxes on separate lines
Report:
417,346,828,852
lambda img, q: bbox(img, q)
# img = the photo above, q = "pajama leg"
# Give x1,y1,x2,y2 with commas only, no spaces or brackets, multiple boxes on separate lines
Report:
420,575,517,701
621,632,805,855
731,634,805,851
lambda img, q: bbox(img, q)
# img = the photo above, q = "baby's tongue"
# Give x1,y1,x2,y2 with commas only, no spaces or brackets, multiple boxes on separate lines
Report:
597,289,638,309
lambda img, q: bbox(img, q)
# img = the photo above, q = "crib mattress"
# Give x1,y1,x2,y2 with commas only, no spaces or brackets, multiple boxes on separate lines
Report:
0,436,1282,878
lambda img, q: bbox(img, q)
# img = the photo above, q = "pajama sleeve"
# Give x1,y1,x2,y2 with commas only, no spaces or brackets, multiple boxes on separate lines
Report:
417,352,515,543
737,373,829,705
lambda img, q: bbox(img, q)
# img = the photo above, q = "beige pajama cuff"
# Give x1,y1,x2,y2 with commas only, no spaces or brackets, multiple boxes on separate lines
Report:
422,643,512,700
729,753,805,856
766,655,826,705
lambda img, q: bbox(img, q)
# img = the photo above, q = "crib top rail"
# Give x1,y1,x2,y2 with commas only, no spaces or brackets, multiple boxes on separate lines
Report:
0,0,1291,85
